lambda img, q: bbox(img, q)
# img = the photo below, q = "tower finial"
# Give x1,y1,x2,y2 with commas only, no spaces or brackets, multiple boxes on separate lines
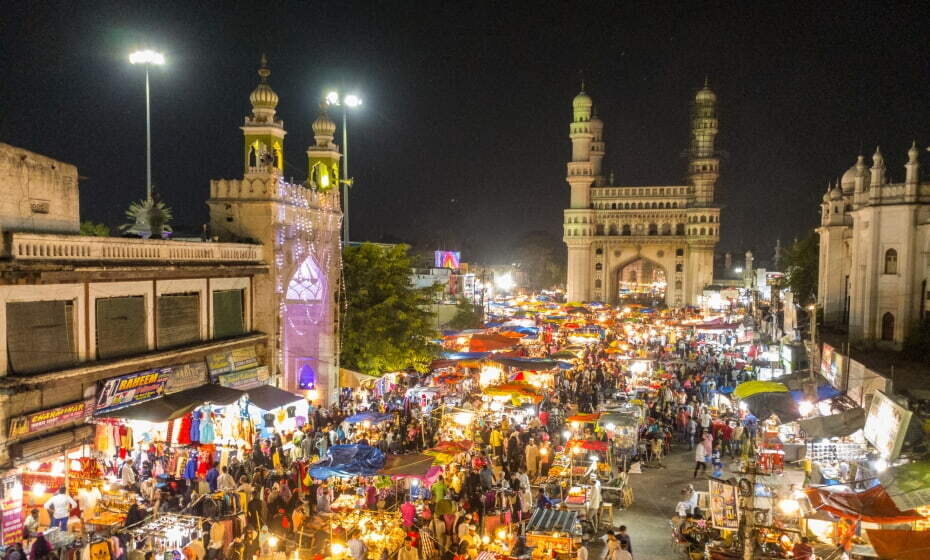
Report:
258,54,270,82
704,75,709,88
578,69,586,92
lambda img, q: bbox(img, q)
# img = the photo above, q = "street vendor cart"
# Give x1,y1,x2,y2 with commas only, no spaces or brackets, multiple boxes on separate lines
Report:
525,509,582,559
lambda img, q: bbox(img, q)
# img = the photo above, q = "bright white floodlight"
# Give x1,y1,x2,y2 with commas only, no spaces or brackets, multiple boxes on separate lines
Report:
129,50,165,65
326,91,340,105
344,93,362,108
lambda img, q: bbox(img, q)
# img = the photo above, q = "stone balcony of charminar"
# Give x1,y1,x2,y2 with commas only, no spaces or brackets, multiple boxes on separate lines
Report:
210,175,340,212
1,232,264,263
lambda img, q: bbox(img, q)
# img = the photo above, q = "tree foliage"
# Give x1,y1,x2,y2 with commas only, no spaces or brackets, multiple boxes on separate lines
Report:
121,197,173,238
79,221,110,236
341,243,439,375
447,298,484,330
513,230,566,292
782,233,819,306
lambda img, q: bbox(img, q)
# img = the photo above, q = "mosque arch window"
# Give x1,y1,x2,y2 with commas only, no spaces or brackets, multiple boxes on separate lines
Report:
675,264,683,272
648,223,658,235
609,224,618,236
595,263,603,271
700,215,707,223
676,248,684,257
700,227,706,235
884,249,898,274
661,223,671,235
596,224,605,235
622,224,631,236
612,203,618,209
595,248,603,255
881,312,895,341
675,224,685,235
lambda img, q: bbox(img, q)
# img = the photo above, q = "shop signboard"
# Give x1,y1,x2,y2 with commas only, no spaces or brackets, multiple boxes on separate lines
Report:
863,391,913,460
216,366,270,390
8,399,93,439
207,345,260,376
164,361,209,394
708,479,740,530
820,343,844,389
1,475,23,546
95,369,170,414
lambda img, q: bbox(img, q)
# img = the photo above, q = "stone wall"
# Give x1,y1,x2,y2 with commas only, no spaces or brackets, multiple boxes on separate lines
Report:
0,143,79,235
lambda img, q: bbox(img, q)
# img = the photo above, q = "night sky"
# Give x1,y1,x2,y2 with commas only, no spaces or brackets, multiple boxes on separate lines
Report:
2,2,929,264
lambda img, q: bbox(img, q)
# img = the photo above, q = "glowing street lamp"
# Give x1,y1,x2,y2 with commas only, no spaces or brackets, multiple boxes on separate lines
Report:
325,90,363,245
129,49,165,202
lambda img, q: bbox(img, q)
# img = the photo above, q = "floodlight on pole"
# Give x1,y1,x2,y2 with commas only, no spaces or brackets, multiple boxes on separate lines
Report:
325,90,363,246
130,49,165,202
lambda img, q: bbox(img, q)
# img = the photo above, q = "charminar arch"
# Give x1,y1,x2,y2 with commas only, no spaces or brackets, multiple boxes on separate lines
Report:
563,82,720,307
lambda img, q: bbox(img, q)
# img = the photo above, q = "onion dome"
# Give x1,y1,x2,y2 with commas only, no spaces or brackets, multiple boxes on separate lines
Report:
695,77,716,103
573,90,593,110
822,190,831,203
840,162,858,192
250,55,278,110
830,183,843,200
312,108,336,138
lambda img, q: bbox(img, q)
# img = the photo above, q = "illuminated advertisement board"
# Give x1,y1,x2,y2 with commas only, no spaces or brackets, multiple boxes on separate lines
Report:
863,391,913,460
434,251,461,270
820,343,843,389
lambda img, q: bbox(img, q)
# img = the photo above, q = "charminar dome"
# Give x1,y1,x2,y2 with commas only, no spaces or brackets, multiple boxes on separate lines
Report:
312,110,336,138
250,55,278,111
573,90,593,110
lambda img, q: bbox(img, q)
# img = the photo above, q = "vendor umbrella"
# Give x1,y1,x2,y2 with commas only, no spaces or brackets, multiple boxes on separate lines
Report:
551,350,578,359
740,391,800,422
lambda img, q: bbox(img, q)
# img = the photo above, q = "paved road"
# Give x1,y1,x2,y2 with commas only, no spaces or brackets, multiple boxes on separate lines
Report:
598,445,705,560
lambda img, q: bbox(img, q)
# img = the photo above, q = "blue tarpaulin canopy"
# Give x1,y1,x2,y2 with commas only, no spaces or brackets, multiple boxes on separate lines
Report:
344,412,394,425
500,326,540,336
309,444,386,480
790,385,841,403
440,351,491,360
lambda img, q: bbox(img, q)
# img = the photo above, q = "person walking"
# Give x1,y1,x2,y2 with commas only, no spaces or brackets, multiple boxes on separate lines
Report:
693,441,708,478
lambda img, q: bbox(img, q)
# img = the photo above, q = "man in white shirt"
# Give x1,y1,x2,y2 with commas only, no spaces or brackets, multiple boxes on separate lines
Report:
347,533,367,560
45,487,76,531
576,542,588,560
216,466,236,491
121,460,137,489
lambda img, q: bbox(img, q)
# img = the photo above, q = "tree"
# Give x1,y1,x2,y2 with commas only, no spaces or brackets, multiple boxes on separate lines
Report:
512,230,566,292
782,233,819,306
447,298,483,330
341,243,440,375
121,197,173,239
79,221,110,236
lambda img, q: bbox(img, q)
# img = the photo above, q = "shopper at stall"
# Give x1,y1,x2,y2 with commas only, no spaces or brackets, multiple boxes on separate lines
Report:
347,531,368,560
44,487,76,531
28,533,52,560
693,440,708,478
23,509,40,538
398,536,419,560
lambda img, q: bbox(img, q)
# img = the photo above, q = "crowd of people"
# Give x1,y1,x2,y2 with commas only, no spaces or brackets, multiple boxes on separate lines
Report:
9,305,766,560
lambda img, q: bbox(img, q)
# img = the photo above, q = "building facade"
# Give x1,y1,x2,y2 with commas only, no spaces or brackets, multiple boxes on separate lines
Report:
0,143,268,469
817,143,929,347
208,57,343,399
563,85,721,306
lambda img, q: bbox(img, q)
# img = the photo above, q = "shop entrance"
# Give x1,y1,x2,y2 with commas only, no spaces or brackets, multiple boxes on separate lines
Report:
617,257,666,307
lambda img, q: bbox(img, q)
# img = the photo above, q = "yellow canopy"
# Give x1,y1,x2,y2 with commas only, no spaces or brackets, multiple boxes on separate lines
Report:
339,368,380,388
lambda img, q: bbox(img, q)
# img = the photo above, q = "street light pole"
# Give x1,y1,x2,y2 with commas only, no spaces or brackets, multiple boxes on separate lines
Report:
144,65,152,202
129,49,164,202
341,107,349,246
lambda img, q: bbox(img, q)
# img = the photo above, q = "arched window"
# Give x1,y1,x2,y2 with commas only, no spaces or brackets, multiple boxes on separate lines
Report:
675,280,682,290
595,263,603,271
637,202,644,209
609,224,618,236
700,215,707,223
675,264,683,272
595,248,603,255
884,249,898,274
661,223,671,235
622,224,631,236
595,224,605,235
648,223,658,235
625,203,631,209
612,203,618,209
594,279,602,289
675,223,685,235
881,312,895,341
700,227,706,235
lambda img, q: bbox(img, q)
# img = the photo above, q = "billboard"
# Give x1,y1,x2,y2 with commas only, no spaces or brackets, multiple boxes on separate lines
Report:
863,391,913,460
95,369,170,414
820,343,844,389
434,251,461,270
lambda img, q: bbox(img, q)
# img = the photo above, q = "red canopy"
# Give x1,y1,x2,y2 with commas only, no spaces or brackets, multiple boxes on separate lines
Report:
566,439,609,452
469,333,517,352
805,485,926,524
566,413,601,423
866,529,930,560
